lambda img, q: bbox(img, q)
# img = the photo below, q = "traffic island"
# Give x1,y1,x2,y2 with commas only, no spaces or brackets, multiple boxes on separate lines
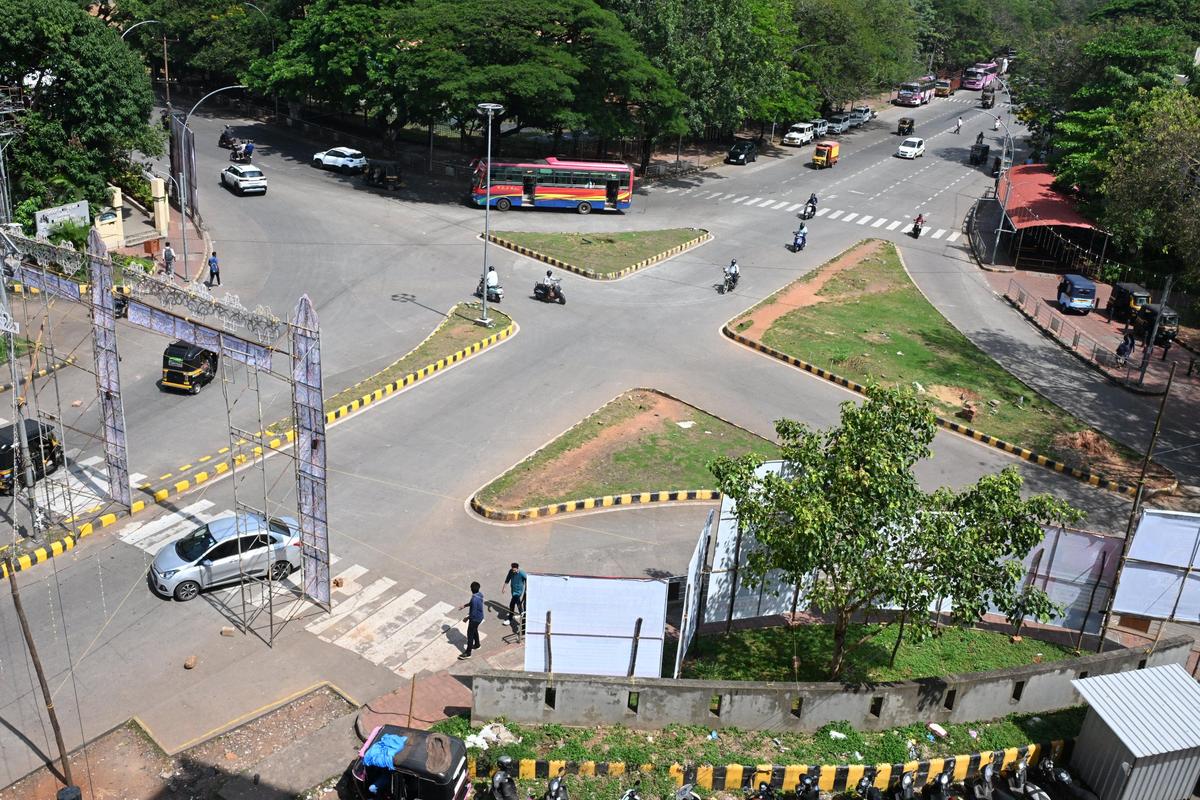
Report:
487,228,711,279
470,388,776,521
724,239,1172,496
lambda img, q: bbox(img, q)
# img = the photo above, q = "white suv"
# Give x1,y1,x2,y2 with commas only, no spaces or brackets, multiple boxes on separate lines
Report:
827,114,852,134
849,106,874,126
782,122,815,146
809,119,829,137
311,147,367,173
220,164,267,195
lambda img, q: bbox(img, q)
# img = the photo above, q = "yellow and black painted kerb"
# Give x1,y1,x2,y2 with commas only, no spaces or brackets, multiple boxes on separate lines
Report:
723,324,1139,498
10,282,133,299
1,319,517,580
467,741,1068,793
486,230,712,281
471,489,721,522
0,356,77,394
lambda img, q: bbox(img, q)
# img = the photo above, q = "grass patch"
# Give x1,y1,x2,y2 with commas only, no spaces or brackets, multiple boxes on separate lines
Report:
436,709,1085,770
475,389,777,509
755,240,1139,466
493,229,703,275
0,338,35,367
681,624,1077,684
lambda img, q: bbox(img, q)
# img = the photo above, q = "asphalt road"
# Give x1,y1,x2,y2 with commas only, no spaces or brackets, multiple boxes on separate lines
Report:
0,92,1144,786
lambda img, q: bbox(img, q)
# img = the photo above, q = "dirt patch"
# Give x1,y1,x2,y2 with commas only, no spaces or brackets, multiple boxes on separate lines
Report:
926,385,981,408
1052,430,1174,489
732,240,888,341
0,687,354,799
486,390,690,508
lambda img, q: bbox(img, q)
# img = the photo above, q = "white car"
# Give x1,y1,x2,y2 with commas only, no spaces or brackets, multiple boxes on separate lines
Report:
809,118,828,137
782,122,815,146
827,114,852,134
896,137,925,158
220,164,267,195
311,147,367,173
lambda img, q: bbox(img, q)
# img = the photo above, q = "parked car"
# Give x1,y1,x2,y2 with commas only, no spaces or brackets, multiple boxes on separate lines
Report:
827,114,852,134
809,119,828,137
726,139,758,164
0,420,63,494
849,106,874,126
311,147,367,173
220,164,267,195
149,513,302,601
896,137,925,159
782,122,816,146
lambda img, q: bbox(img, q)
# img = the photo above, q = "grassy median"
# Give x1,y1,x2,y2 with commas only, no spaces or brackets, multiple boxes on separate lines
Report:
493,228,704,275
476,388,777,509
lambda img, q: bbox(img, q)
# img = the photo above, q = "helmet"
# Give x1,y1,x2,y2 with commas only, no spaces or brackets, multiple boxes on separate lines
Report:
489,265,496,272
731,259,738,266
497,755,514,773
546,269,553,277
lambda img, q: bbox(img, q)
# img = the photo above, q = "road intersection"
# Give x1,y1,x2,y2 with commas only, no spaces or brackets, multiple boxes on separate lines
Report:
0,91,1167,786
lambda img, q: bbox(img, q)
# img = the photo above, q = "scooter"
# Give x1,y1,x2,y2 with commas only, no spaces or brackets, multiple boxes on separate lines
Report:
792,231,807,252
537,767,568,800
1035,759,1099,800
617,779,642,800
476,278,504,303
229,142,255,164
745,781,776,800
674,784,701,800
911,220,923,238
801,201,817,220
857,775,884,800
1007,759,1051,800
890,771,917,800
924,770,962,800
219,126,236,148
796,775,819,800
490,756,519,800
533,278,565,304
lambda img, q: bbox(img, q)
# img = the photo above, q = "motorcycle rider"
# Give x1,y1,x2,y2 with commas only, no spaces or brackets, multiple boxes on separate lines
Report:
976,131,985,145
993,115,1001,131
486,266,499,290
724,259,740,287
913,213,925,238
541,269,561,299
805,192,819,217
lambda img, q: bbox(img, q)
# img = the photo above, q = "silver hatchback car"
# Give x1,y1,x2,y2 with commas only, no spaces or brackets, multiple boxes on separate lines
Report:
150,513,302,601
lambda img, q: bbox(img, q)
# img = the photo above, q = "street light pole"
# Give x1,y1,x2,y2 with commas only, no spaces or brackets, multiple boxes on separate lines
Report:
475,102,504,327
241,3,278,118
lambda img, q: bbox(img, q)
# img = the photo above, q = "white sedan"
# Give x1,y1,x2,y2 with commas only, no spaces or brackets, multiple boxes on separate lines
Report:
220,164,267,195
311,147,367,172
896,137,925,159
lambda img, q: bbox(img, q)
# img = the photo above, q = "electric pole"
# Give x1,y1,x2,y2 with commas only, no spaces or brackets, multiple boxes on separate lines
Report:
162,34,171,107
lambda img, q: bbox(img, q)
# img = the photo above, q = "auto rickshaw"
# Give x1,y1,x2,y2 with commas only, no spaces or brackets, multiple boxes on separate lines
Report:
1106,282,1151,323
0,420,63,493
812,140,839,169
161,340,219,394
342,725,470,800
970,143,990,166
1133,303,1180,346
897,117,914,136
363,160,403,190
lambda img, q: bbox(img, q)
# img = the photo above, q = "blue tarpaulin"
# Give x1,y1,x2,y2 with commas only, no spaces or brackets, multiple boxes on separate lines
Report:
363,733,408,769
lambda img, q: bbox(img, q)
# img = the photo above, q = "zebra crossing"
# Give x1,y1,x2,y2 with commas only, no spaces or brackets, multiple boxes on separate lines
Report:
654,188,964,243
117,503,475,678
35,448,149,521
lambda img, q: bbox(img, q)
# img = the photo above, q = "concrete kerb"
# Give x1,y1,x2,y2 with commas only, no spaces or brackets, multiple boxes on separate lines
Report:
485,229,712,281
719,244,1139,499
466,740,1069,794
0,356,77,394
0,315,518,580
468,387,766,523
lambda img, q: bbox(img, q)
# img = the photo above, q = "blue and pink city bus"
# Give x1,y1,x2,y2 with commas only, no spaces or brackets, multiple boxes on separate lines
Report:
896,76,936,106
470,156,634,214
962,62,998,90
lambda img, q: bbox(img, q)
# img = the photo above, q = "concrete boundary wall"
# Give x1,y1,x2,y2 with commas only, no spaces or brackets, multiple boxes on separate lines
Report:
472,636,1192,731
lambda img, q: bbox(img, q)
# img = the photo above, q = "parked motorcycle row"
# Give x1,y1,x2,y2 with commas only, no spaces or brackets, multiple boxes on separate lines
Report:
486,756,1097,800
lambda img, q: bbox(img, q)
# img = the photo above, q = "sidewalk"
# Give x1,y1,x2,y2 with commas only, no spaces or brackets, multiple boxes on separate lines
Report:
113,203,209,283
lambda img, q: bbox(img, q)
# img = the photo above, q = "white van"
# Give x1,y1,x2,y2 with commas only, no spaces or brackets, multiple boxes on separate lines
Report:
782,122,816,146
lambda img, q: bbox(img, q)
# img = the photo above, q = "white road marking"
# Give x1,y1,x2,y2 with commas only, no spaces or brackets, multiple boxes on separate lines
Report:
930,229,946,239
709,192,725,199
787,203,802,212
744,197,762,205
305,577,399,637
771,200,790,210
946,232,961,242
886,220,903,231
841,213,858,223
663,188,678,193
119,500,217,551
815,208,831,217
731,196,748,204
856,216,872,225
827,210,844,219
872,218,887,228
368,602,455,668
721,193,735,200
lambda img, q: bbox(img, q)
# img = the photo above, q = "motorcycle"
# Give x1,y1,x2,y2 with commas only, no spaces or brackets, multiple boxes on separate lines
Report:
617,779,642,800
801,201,817,220
796,775,819,800
219,126,236,148
476,278,504,303
674,784,701,800
911,220,924,239
1035,759,1099,800
536,767,568,800
720,270,739,294
229,143,255,164
533,278,565,304
923,770,961,800
1007,759,1051,800
857,775,884,800
746,781,776,800
490,756,519,800
890,772,916,800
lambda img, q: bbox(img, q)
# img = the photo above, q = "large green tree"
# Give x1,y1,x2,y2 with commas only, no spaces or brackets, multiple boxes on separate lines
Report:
0,0,160,210
710,386,1081,679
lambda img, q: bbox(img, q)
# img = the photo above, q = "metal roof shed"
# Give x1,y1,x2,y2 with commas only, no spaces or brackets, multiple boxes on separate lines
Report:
1071,664,1200,800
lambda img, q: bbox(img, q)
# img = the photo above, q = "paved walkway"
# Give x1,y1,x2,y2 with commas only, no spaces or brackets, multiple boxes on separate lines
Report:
113,202,210,282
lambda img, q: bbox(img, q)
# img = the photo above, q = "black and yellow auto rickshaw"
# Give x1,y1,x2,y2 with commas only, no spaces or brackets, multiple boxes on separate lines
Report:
897,117,914,136
363,160,403,190
0,419,63,493
161,340,218,394
1106,282,1151,323
343,725,470,800
1133,303,1180,346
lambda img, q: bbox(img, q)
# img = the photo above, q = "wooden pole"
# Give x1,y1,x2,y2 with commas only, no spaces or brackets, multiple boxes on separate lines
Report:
1075,550,1108,652
4,557,73,787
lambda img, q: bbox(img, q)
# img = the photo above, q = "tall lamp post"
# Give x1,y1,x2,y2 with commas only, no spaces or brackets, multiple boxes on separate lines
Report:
475,102,504,327
240,3,279,118
120,20,172,107
175,85,246,282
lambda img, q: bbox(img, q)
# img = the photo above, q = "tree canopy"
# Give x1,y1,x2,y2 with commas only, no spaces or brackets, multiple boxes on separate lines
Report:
710,386,1082,679
0,0,160,210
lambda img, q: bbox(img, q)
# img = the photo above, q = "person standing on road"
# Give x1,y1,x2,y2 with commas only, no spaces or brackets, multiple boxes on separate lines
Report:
954,117,963,134
207,251,221,287
503,562,527,634
458,581,484,659
162,242,176,279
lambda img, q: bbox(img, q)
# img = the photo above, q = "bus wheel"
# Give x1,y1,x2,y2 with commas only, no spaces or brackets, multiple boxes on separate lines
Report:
576,201,592,215
495,197,511,211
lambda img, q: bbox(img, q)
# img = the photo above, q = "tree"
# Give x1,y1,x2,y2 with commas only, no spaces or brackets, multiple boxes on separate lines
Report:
710,385,1081,679
1101,87,1200,281
0,0,160,211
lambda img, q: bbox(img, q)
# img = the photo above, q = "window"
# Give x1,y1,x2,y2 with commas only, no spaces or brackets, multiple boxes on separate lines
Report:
268,518,291,537
244,534,271,550
208,540,242,561
176,526,216,562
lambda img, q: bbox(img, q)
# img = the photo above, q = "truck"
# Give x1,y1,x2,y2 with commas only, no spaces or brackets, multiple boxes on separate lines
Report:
981,85,996,109
934,76,961,97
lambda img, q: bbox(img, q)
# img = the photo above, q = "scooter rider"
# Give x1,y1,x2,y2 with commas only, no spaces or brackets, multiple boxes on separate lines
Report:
805,192,819,217
793,223,808,250
486,266,499,289
913,213,925,236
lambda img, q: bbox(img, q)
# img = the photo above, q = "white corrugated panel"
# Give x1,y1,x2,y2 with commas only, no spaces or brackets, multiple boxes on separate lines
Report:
1072,664,1200,758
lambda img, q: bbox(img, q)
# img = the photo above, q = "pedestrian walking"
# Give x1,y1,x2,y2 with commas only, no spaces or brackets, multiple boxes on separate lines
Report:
954,117,962,134
1161,338,1173,361
503,562,527,636
162,242,176,279
458,581,484,659
207,251,221,287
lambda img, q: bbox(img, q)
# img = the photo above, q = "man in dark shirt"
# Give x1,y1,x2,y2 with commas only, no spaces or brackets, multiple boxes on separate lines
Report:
458,581,484,659
503,563,527,636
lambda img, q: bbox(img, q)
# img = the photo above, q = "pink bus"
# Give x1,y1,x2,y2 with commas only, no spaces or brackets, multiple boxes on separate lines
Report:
962,62,998,90
896,76,936,107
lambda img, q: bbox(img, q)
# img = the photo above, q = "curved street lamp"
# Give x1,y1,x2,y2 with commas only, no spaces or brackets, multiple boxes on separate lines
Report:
120,19,162,39
475,102,504,326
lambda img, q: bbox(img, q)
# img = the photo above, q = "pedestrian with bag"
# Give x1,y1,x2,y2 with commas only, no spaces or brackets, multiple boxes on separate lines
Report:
207,251,221,287
458,581,484,659
503,563,527,637
162,242,177,279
